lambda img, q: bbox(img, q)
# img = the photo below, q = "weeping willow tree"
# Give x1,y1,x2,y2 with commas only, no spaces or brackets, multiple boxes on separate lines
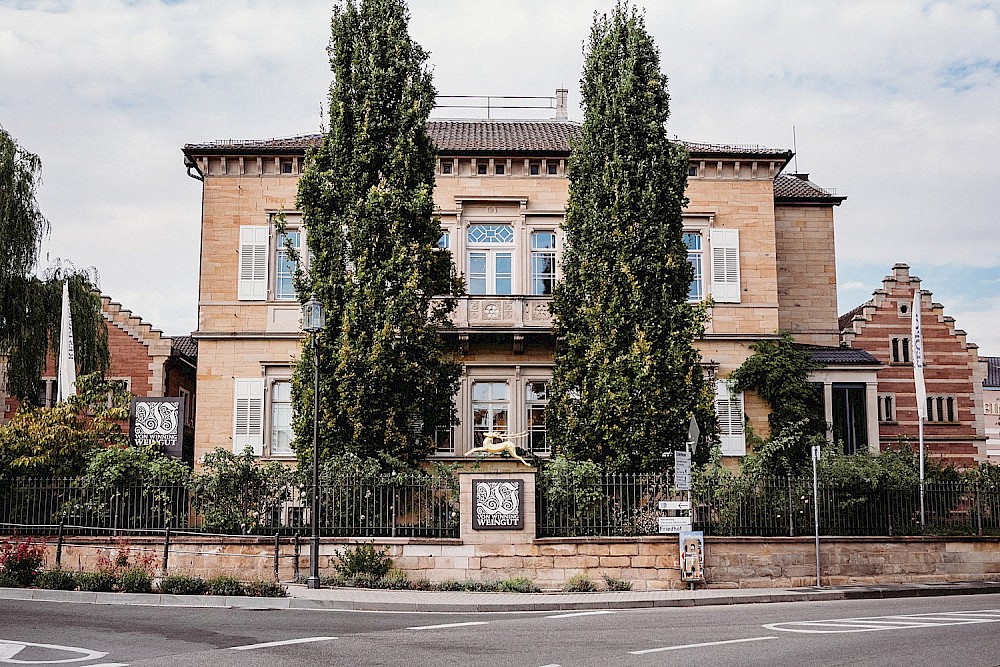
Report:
0,126,108,401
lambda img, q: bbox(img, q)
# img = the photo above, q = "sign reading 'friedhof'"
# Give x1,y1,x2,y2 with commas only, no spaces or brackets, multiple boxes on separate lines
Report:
129,397,184,458
472,479,524,530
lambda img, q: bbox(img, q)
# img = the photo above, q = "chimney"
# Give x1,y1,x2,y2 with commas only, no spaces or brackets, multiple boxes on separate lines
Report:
555,88,568,120
892,263,910,282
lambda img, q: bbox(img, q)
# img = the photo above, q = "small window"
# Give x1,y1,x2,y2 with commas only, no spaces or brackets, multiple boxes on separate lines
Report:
688,165,698,176
472,381,509,448
927,395,958,423
495,164,505,175
270,381,294,456
280,159,293,174
684,232,704,302
898,302,909,317
529,162,540,176
877,393,896,423
890,337,911,364
438,231,450,250
546,162,558,175
526,381,550,455
530,231,557,296
441,161,453,175
477,162,487,175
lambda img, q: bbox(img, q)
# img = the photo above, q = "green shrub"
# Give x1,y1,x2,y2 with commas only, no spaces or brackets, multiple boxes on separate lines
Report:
563,573,596,592
430,579,465,592
159,573,208,595
0,537,45,587
320,574,347,587
118,567,152,593
602,574,632,591
497,576,540,593
77,571,116,592
0,571,19,588
36,568,78,591
333,543,392,579
207,574,245,596
243,580,288,597
408,577,432,591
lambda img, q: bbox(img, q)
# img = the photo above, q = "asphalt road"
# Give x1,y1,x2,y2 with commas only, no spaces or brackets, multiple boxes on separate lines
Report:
3,593,1000,666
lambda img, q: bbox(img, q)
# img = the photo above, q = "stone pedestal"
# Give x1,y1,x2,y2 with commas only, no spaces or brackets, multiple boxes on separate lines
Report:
458,461,537,545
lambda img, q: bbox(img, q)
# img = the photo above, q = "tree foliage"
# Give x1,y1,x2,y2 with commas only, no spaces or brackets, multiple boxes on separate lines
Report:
291,0,461,471
547,4,716,472
0,127,108,399
0,373,129,479
728,334,826,474
189,447,294,534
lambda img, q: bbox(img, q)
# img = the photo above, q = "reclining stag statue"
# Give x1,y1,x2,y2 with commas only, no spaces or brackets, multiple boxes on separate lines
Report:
465,430,531,466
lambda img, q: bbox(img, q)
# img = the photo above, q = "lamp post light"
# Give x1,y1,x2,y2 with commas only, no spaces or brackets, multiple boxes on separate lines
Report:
301,295,325,590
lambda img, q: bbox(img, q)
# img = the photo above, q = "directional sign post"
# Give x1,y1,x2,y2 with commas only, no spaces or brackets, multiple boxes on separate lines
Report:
674,450,691,491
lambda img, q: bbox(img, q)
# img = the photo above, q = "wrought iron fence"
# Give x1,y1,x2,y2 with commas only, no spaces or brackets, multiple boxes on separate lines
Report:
0,476,459,538
536,473,1000,538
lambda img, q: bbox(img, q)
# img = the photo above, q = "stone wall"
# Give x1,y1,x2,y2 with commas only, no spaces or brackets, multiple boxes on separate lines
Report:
29,534,1000,591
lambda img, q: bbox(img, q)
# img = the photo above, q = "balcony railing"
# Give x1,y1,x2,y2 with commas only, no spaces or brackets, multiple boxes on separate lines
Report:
448,295,553,329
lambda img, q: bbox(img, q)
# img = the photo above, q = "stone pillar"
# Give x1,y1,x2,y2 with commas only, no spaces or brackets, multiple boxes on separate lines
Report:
458,460,537,546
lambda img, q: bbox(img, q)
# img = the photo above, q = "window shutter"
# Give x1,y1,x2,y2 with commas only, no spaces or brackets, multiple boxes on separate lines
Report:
238,226,268,301
710,228,741,303
233,378,264,455
715,379,746,456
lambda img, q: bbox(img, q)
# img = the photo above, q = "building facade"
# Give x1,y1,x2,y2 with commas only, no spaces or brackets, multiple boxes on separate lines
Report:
840,264,987,467
0,295,198,455
182,102,876,464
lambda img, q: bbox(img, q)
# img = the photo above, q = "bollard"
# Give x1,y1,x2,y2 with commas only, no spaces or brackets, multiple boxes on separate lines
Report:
56,520,65,568
162,526,171,573
293,532,300,581
273,533,280,581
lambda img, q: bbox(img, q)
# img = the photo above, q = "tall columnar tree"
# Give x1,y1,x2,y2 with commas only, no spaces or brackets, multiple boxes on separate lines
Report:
547,4,717,472
291,0,461,470
0,127,108,400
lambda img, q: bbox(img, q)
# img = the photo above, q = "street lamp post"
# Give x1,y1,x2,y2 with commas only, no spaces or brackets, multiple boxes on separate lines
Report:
302,295,325,590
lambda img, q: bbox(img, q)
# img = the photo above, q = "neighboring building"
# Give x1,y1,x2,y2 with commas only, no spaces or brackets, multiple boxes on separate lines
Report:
0,295,198,459
182,91,877,464
840,264,987,467
983,356,1000,463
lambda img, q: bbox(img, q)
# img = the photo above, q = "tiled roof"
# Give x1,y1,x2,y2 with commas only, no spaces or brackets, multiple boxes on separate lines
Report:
774,174,845,202
984,356,1000,388
838,302,869,331
183,121,794,159
799,344,880,366
170,335,198,360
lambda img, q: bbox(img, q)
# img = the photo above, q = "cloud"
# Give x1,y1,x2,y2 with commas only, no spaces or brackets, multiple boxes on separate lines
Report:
1,0,998,347
839,281,869,291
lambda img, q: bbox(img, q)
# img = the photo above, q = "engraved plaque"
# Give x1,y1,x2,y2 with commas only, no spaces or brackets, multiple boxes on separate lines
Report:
472,479,524,530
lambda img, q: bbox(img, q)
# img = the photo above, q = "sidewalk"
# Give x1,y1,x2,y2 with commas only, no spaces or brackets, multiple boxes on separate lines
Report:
3,580,1000,612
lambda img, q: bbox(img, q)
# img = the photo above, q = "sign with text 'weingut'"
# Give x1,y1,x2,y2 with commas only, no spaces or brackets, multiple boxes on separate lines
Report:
472,479,524,530
129,397,184,458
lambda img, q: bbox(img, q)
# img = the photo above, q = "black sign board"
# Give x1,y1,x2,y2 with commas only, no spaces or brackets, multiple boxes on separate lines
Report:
129,397,185,458
472,479,524,530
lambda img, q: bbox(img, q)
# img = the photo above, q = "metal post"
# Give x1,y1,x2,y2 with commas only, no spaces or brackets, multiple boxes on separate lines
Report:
162,525,170,573
307,330,322,589
976,482,983,537
293,532,300,581
919,417,925,528
787,475,794,537
55,520,64,568
812,445,821,588
273,533,280,581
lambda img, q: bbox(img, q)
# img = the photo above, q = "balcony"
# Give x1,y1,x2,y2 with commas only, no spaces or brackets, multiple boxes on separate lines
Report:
448,295,553,331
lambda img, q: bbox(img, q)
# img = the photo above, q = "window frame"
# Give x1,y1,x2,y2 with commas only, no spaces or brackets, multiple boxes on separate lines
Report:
530,230,557,296
273,228,303,301
877,392,896,423
471,380,510,447
684,231,705,302
466,223,515,295
268,379,295,457
525,380,550,455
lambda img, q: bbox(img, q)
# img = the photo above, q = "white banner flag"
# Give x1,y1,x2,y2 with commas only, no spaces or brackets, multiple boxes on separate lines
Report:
57,280,77,402
911,289,925,420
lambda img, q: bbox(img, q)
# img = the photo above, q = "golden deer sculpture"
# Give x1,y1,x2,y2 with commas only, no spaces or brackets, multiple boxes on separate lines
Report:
465,430,531,466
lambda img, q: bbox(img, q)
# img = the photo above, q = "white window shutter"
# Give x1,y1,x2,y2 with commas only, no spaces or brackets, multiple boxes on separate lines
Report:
715,379,746,456
710,228,740,303
238,226,268,301
233,378,265,456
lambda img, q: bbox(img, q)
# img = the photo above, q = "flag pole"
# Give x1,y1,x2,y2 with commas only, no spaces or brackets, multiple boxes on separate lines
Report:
57,279,77,402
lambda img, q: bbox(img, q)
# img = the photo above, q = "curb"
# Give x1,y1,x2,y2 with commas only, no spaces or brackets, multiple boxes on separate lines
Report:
3,582,999,613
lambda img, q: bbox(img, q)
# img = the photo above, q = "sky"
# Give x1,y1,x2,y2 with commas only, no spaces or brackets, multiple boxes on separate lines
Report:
2,0,999,353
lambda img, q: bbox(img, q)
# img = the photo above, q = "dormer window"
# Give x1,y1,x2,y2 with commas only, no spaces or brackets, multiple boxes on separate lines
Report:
280,159,293,174
495,163,505,175
688,165,698,176
529,162,540,175
477,162,488,175
442,161,453,175
547,162,557,175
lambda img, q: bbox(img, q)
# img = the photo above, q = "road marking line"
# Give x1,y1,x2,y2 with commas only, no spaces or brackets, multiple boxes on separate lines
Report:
230,636,337,651
629,636,777,655
545,611,616,619
85,664,130,666
765,608,1000,634
407,621,489,631
0,639,108,663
